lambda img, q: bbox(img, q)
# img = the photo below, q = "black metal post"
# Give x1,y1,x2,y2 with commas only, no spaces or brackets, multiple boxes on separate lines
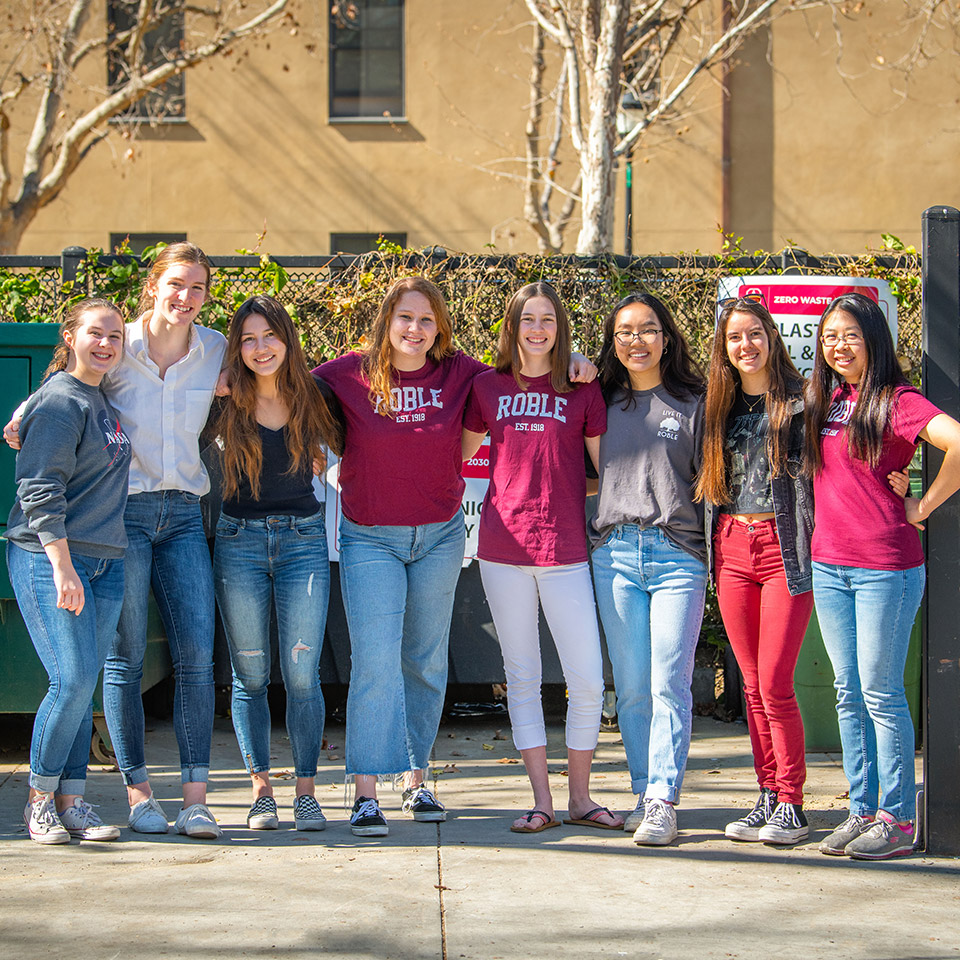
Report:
624,147,633,258
920,204,960,855
60,245,87,291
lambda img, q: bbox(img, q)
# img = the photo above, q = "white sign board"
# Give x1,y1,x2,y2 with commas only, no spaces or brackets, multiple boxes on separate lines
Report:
716,276,898,377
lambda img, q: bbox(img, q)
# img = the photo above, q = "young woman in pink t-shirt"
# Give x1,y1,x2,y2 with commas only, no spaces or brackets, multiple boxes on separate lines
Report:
462,282,621,833
806,292,960,860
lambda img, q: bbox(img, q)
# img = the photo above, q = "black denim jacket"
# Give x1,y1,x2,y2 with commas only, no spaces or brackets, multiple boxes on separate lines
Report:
706,397,814,596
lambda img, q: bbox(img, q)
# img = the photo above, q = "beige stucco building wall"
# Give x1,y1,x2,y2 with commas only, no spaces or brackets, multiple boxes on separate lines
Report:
9,1,960,257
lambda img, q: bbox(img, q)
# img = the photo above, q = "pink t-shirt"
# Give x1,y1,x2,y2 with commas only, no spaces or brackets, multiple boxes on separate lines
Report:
463,370,607,565
315,351,487,526
812,383,941,570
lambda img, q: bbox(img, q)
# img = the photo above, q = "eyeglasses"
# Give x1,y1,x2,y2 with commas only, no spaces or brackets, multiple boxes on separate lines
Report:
820,332,864,347
614,329,662,345
718,293,767,309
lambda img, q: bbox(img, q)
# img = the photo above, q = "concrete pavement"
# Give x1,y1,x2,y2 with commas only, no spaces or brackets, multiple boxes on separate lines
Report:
1,714,958,960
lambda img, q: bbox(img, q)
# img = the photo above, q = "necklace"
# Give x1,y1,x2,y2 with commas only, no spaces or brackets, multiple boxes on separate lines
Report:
742,390,766,413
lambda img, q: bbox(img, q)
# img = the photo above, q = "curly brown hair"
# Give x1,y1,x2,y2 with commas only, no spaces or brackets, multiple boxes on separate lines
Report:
360,276,456,416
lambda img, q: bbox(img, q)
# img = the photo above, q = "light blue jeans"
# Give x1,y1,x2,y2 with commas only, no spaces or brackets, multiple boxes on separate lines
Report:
102,491,215,786
214,512,330,780
339,512,465,776
592,525,707,803
8,543,125,795
812,561,924,822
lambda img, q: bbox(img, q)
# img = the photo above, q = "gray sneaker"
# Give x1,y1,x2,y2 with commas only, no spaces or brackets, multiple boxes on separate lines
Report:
844,813,916,860
128,796,169,834
58,798,120,841
725,788,778,842
818,813,873,856
633,798,677,846
623,797,647,833
175,802,221,840
23,795,70,845
246,796,279,830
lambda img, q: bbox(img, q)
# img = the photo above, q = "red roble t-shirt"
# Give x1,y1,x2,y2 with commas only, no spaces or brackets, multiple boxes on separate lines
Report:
812,383,941,570
315,351,487,526
463,370,607,566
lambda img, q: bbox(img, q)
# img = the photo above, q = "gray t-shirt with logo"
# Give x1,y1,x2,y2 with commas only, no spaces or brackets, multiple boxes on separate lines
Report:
589,384,706,564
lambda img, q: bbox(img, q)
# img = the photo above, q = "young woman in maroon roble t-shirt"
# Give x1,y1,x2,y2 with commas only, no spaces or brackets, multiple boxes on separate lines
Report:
806,292,960,860
462,282,623,833
314,276,596,837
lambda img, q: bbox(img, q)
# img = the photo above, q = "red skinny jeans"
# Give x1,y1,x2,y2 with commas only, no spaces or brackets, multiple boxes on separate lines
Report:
714,514,814,804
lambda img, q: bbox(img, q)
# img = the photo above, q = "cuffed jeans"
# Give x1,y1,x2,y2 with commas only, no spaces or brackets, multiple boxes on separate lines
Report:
102,491,215,786
715,515,813,804
214,511,330,779
480,559,604,751
339,512,465,777
812,560,924,822
592,525,707,803
8,543,125,796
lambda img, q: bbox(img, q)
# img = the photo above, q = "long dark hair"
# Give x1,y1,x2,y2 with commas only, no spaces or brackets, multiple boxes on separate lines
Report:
696,299,804,505
217,295,341,500
804,293,908,474
496,282,572,393
597,293,704,407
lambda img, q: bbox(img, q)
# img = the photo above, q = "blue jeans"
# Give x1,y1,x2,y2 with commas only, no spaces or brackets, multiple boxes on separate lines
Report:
592,526,707,803
339,512,465,776
8,543,125,795
812,561,924,822
214,512,330,779
102,491,215,785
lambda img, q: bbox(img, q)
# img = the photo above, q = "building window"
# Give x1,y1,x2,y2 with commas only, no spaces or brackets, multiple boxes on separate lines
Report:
110,233,187,257
107,0,186,121
330,233,407,254
329,1,404,120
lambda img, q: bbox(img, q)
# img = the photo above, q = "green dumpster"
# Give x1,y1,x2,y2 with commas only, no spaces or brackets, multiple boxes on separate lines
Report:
0,322,171,757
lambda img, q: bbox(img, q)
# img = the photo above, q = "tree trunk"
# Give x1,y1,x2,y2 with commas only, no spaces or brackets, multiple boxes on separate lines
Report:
574,0,628,255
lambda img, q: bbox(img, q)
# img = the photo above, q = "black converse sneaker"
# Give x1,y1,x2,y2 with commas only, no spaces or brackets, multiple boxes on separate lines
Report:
725,788,778,842
758,801,809,845
350,796,389,837
401,785,446,822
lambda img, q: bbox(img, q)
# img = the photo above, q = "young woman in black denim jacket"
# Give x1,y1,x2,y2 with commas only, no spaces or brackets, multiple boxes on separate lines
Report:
697,297,909,847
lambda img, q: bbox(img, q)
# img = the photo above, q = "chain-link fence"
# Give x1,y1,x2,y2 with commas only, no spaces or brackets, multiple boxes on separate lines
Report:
0,246,923,377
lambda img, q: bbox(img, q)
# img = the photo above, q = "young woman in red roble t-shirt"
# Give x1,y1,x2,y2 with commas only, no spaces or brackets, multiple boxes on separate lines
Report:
806,292,960,860
461,282,622,833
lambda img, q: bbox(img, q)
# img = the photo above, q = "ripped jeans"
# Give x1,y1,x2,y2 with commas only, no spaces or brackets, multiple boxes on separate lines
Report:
214,512,330,780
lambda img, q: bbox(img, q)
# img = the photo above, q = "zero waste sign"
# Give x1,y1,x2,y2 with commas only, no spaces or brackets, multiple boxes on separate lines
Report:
716,275,898,377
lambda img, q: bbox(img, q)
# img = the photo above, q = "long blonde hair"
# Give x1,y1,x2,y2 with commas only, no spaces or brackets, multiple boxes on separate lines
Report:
361,276,455,416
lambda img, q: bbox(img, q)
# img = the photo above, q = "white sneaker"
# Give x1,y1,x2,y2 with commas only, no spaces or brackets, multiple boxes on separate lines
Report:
128,796,169,834
633,798,678,846
58,798,120,841
175,803,221,839
23,795,70,845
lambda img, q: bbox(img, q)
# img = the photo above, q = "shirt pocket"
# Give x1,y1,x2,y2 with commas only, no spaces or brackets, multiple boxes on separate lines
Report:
184,389,212,434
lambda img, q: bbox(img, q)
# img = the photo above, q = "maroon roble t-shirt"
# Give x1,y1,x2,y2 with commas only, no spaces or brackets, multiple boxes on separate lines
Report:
812,383,941,570
463,370,607,565
315,351,487,526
